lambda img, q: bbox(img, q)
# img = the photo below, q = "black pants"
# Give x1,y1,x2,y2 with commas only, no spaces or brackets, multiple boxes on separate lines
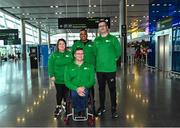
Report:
55,83,68,105
90,86,95,100
96,72,117,112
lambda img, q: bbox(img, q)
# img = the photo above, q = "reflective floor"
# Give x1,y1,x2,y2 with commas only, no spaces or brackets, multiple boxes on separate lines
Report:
0,60,180,127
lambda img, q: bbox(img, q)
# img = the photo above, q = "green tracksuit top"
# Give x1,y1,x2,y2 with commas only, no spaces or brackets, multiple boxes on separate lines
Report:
64,62,95,91
71,40,95,66
48,50,73,84
94,34,122,72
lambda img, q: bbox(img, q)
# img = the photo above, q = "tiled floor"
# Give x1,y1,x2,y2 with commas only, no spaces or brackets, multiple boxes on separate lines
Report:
0,60,180,127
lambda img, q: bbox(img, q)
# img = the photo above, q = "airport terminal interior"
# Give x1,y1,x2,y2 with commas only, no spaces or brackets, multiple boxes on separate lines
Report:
0,0,180,127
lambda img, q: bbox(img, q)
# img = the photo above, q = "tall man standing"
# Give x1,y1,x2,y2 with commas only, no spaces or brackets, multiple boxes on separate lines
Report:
94,20,122,118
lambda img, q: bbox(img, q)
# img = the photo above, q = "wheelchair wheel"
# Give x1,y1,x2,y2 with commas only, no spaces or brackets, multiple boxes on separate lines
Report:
88,116,95,126
64,117,69,125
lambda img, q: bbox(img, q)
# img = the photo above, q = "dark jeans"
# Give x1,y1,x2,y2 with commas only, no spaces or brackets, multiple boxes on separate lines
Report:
71,89,88,113
55,83,68,105
96,72,117,112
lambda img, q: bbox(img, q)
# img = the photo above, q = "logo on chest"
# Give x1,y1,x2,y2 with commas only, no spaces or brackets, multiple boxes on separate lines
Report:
105,40,110,43
83,67,89,70
65,55,70,57
88,44,92,47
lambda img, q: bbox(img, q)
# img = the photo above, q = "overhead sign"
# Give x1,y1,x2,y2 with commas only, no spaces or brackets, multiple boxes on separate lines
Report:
58,17,110,29
4,38,21,45
0,29,18,40
0,29,20,45
156,17,172,31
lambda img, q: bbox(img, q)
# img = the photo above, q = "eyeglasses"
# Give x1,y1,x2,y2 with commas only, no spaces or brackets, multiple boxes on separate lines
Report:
98,25,107,28
75,53,84,55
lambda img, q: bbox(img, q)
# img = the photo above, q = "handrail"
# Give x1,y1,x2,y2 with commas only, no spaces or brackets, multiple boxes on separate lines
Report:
170,71,180,75
145,64,180,79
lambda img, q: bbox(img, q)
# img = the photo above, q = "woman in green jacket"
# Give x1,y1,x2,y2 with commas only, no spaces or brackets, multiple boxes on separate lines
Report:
48,39,73,117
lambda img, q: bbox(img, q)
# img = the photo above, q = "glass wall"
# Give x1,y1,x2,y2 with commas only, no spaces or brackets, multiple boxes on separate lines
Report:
41,31,48,44
0,9,50,60
0,10,48,45
25,24,39,44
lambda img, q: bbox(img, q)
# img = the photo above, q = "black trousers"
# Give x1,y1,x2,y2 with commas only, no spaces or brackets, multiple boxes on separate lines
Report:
55,83,68,105
96,72,117,112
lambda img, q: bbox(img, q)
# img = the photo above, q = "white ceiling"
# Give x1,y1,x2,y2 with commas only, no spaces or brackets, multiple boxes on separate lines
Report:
0,0,149,34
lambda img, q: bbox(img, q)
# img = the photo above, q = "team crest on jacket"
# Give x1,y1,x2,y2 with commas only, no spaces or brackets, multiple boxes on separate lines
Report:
105,40,110,43
84,67,88,70
65,55,69,57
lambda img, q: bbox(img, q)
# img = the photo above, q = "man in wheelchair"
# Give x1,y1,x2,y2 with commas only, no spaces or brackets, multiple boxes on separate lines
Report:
64,48,95,119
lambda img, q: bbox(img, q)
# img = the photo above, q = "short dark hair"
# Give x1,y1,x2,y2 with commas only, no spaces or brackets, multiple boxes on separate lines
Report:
80,28,87,33
56,38,67,51
74,47,84,53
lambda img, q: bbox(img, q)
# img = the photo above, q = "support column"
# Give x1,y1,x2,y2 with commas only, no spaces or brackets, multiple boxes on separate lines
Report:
119,0,128,110
48,30,51,48
119,0,127,65
96,30,98,37
21,19,26,60
39,27,42,45
66,30,68,46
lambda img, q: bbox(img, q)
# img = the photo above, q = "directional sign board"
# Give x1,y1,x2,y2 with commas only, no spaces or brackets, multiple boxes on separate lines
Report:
58,17,110,29
0,29,18,40
0,29,20,45
4,38,21,45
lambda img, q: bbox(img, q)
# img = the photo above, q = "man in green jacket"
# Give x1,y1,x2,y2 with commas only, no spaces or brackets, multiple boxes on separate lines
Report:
71,28,96,99
64,48,95,114
71,28,95,66
94,20,122,118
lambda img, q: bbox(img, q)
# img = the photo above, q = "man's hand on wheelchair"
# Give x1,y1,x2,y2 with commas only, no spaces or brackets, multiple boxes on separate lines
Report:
76,87,85,97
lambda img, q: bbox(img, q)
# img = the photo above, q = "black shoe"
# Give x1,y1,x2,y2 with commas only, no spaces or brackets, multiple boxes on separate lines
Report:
96,107,106,116
54,106,62,116
112,111,119,118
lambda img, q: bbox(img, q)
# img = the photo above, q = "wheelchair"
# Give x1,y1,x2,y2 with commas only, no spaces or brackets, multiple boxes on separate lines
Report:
64,89,95,126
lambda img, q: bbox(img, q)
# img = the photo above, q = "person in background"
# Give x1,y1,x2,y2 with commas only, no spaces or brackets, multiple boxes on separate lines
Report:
94,20,122,118
48,38,73,117
17,52,21,59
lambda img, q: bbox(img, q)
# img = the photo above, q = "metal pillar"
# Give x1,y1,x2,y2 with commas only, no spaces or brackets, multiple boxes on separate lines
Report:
48,30,51,48
48,31,51,44
21,19,26,60
39,27,42,44
119,0,127,65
